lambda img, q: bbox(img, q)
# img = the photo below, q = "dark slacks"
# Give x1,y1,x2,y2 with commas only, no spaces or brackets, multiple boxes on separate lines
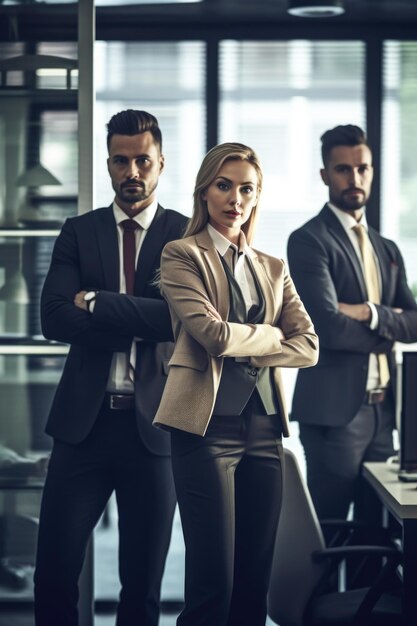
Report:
299,392,395,523
34,403,176,626
171,395,284,626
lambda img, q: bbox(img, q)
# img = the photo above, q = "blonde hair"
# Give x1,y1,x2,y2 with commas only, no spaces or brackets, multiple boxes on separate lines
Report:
185,142,263,245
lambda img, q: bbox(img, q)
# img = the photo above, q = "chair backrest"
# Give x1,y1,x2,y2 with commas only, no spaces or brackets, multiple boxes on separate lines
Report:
267,447,328,626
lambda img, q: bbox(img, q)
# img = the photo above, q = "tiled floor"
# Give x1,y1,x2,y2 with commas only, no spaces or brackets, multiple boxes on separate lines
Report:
0,608,276,625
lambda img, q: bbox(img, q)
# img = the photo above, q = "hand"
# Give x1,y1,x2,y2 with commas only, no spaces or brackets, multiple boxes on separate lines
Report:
205,302,222,322
74,290,88,311
338,302,371,322
392,307,403,314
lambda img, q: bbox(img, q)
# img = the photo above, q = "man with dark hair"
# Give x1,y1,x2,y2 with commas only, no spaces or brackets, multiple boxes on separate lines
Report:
320,124,368,166
34,109,188,626
287,124,417,524
106,109,163,152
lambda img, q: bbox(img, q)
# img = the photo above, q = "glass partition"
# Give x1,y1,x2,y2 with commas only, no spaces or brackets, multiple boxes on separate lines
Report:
95,40,206,216
0,1,81,617
93,38,205,608
0,232,67,340
382,41,417,296
0,42,78,229
0,353,67,461
219,40,366,259
0,352,66,606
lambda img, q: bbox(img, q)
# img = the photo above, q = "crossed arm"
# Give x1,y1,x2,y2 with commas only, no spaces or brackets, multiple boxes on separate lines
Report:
337,302,401,322
160,240,318,369
204,301,286,342
287,229,417,353
42,220,174,349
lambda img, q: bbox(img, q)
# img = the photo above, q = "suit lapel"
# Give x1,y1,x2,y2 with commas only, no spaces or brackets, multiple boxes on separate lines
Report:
321,205,368,300
135,204,166,295
95,206,120,291
195,229,230,320
250,254,275,324
195,228,275,323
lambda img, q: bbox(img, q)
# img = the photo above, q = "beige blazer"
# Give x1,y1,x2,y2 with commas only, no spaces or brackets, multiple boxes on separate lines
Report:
153,226,318,437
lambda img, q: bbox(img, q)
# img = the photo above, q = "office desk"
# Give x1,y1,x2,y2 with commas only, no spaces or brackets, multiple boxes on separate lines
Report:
363,462,417,624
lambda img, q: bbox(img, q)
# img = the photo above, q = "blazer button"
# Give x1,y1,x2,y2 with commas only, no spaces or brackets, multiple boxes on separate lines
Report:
248,368,258,376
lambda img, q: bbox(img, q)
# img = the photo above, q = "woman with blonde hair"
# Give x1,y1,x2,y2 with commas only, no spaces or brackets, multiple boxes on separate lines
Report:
154,142,318,626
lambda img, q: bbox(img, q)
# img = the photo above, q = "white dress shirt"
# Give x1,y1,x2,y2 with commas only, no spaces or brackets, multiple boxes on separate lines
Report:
207,223,259,313
328,202,382,390
105,199,159,394
207,224,260,364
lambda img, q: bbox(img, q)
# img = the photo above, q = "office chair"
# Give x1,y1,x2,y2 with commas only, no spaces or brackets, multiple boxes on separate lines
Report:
267,448,403,626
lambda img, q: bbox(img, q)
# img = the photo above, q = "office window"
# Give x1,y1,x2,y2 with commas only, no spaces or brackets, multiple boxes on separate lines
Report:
95,41,206,216
219,40,366,259
93,39,206,605
382,41,417,295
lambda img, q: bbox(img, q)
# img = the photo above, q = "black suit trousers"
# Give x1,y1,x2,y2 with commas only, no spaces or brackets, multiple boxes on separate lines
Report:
299,391,396,523
34,403,176,626
171,395,284,626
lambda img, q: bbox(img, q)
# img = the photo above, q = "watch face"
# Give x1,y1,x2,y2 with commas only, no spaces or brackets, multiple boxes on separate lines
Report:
84,291,96,302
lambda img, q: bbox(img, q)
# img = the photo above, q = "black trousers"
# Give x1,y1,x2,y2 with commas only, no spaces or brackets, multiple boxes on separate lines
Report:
171,395,284,626
299,392,396,524
34,403,176,626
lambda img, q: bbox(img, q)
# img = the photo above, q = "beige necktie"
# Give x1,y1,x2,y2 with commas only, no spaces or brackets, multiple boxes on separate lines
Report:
353,224,390,387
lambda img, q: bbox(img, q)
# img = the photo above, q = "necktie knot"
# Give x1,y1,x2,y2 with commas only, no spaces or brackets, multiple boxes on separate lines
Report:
352,223,366,241
121,219,140,233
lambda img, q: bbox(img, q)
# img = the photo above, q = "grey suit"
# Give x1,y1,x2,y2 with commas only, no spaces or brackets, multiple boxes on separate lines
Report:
287,204,417,520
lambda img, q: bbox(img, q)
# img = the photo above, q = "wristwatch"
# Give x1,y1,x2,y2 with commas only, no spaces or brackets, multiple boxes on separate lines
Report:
83,290,97,312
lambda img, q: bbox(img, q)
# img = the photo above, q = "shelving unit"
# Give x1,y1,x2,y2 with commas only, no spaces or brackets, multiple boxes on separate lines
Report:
0,3,94,622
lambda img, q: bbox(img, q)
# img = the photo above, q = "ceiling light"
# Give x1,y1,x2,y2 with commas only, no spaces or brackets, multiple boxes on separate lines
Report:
287,0,345,18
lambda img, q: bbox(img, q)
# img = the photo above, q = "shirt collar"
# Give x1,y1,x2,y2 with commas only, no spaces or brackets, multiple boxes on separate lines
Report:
327,201,369,232
207,223,254,259
113,198,158,231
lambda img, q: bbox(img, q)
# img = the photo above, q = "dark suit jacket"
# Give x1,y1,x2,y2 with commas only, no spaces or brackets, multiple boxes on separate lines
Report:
287,204,417,427
41,204,188,454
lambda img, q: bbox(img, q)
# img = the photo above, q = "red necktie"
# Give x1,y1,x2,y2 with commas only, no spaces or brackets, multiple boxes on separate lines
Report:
121,219,140,295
